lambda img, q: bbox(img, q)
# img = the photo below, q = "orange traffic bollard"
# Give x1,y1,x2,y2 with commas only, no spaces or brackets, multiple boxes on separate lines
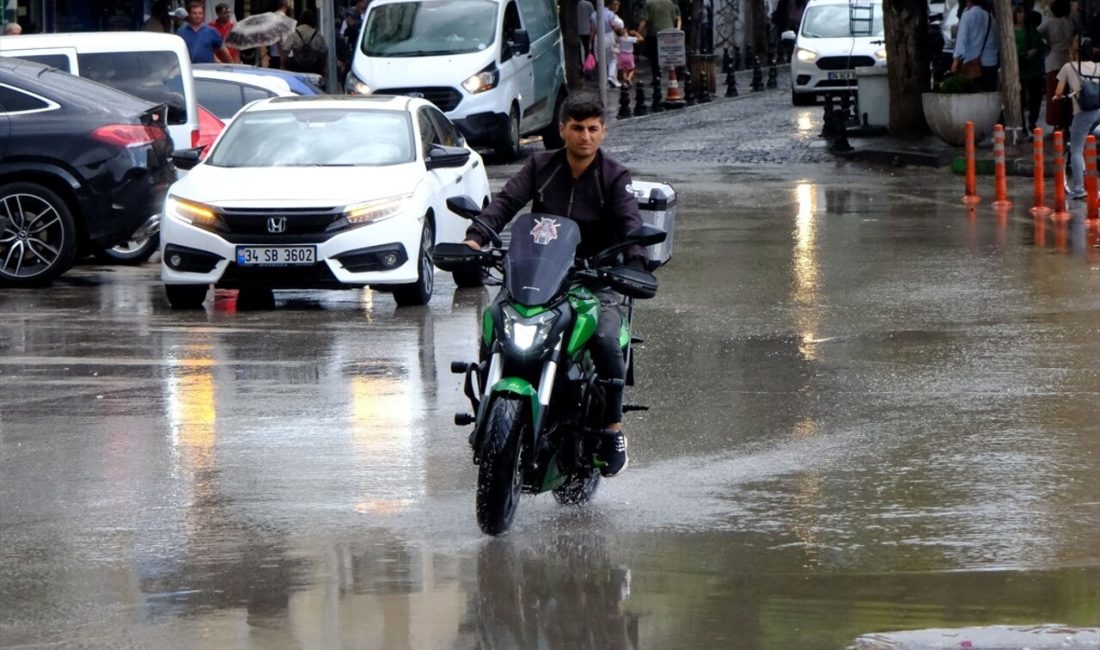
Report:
1052,130,1070,221
993,124,1011,208
1030,128,1051,216
963,121,980,204
1088,135,1099,221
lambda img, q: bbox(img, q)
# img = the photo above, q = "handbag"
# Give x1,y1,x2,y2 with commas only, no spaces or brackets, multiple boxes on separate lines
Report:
583,52,596,73
959,10,992,80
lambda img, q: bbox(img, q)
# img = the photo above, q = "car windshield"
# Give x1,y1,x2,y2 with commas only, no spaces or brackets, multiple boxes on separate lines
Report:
361,0,498,57
206,108,416,167
800,4,884,38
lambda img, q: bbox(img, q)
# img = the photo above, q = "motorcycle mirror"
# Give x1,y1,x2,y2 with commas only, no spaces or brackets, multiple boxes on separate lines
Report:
627,225,667,247
430,242,493,272
446,196,482,219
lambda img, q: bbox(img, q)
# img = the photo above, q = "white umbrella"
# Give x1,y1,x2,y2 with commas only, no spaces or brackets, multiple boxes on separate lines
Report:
225,12,296,50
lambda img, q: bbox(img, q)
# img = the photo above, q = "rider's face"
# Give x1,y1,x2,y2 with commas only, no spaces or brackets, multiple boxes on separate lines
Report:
559,117,605,159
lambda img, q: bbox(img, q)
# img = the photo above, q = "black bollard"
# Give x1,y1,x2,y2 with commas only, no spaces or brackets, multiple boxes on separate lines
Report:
725,63,739,97
820,94,836,136
766,51,778,89
698,56,712,103
684,66,696,106
721,48,731,77
750,56,765,91
651,70,665,113
633,80,648,115
829,106,854,153
733,46,742,71
617,83,632,119
742,45,751,70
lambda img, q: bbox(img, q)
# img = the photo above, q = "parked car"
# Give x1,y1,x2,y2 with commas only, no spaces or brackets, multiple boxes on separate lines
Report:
0,31,198,264
348,0,567,159
160,95,492,309
0,57,175,286
192,64,324,123
782,0,886,106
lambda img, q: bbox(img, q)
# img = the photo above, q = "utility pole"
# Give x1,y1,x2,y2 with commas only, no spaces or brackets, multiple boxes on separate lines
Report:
596,0,608,111
319,0,338,94
996,0,1022,143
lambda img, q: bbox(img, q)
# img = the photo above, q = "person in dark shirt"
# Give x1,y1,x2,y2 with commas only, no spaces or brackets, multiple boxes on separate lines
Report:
463,95,645,477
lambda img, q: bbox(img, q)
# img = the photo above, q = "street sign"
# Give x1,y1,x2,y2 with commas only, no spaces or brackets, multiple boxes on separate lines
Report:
657,29,686,68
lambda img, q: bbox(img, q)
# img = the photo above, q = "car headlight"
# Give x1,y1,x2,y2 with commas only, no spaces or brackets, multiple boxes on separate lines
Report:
462,64,499,94
795,47,818,63
166,196,217,227
344,195,410,226
875,48,887,60
346,71,372,95
502,305,556,351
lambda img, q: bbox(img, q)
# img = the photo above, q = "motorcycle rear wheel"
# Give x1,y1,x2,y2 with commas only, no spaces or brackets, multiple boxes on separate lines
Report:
476,396,527,535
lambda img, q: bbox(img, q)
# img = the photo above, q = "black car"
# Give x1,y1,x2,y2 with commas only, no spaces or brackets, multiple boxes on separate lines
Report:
0,57,176,286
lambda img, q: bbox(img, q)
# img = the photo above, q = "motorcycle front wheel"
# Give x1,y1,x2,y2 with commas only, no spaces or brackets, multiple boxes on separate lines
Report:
476,396,527,536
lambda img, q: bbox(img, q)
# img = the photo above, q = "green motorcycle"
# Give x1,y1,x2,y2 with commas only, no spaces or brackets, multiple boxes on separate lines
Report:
432,197,665,535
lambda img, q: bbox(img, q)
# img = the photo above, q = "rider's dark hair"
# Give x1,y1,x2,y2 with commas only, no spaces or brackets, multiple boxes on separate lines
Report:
559,94,605,124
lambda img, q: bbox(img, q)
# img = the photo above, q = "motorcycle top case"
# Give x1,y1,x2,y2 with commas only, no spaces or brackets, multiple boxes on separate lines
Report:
631,179,676,268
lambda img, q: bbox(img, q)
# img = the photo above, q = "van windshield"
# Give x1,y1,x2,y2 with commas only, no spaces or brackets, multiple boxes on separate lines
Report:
800,4,884,38
361,0,499,57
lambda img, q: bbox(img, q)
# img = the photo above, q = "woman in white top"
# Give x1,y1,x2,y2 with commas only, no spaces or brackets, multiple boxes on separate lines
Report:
1054,36,1100,200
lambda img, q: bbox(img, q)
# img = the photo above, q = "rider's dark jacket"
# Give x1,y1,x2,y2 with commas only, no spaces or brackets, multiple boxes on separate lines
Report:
465,148,646,263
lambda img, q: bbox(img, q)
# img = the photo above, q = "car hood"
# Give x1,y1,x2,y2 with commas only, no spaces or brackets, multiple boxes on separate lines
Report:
168,163,422,207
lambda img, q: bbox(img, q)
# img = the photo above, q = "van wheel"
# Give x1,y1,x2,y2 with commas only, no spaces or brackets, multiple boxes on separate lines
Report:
541,90,566,149
494,106,521,161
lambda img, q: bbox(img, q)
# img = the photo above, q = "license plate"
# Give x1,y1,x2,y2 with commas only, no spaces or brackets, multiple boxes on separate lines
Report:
828,71,856,80
236,245,316,266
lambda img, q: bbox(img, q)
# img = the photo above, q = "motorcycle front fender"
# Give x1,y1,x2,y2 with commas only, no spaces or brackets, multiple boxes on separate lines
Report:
471,378,541,463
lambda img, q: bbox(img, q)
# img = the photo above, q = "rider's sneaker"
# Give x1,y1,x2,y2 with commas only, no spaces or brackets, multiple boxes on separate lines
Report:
598,429,628,477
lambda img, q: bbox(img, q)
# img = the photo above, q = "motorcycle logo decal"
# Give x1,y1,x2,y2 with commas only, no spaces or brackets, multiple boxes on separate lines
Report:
530,217,559,246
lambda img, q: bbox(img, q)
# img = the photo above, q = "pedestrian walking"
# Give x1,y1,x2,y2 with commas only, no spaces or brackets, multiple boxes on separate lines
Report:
1040,0,1076,134
577,0,594,73
950,0,999,92
591,0,623,86
267,0,293,70
178,1,232,65
637,0,681,81
286,10,328,76
617,26,643,87
1053,36,1100,200
208,3,240,63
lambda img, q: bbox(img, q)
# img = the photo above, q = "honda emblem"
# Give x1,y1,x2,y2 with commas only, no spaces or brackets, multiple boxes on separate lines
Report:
267,217,287,234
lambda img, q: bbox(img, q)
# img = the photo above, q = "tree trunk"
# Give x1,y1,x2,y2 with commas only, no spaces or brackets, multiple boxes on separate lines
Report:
882,0,930,135
996,0,1023,142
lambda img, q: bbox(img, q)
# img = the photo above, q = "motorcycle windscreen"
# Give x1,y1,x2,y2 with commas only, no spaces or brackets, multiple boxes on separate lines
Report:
504,213,581,306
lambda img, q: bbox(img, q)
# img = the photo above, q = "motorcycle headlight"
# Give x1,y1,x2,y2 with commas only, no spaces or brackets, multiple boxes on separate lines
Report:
344,195,410,226
502,305,556,351
166,196,217,227
462,64,499,94
795,47,818,63
346,71,372,95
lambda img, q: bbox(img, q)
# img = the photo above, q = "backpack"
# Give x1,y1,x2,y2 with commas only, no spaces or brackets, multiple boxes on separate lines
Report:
1076,62,1100,111
291,27,324,73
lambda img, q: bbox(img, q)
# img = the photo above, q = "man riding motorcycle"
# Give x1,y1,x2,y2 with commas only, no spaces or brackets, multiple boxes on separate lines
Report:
463,94,645,476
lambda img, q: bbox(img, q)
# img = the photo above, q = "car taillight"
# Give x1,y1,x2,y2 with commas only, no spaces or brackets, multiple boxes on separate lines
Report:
191,128,200,148
91,124,165,148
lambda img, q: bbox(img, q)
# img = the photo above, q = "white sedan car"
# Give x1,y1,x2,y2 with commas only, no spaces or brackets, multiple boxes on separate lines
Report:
160,95,491,309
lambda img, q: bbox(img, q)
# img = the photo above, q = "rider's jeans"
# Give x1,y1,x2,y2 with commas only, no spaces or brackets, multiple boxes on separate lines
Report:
1069,107,1100,193
592,290,626,425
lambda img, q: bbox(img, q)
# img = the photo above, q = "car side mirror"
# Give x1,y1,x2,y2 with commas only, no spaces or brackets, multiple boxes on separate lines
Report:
781,30,797,42
425,143,471,170
171,147,203,170
509,29,531,56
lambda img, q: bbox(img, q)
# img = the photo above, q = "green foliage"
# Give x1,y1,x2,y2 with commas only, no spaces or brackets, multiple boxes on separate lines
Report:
937,73,980,93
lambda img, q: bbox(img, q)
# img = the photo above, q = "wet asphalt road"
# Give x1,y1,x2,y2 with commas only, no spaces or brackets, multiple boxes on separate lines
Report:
2,89,1099,649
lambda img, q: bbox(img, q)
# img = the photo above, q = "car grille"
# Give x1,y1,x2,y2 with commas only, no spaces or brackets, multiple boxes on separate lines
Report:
214,206,345,243
378,87,462,112
816,56,876,70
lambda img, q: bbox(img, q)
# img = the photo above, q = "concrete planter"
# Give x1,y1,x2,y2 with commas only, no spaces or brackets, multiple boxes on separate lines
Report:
921,91,1002,146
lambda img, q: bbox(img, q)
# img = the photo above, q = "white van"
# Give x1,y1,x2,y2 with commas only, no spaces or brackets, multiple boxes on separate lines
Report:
0,32,199,153
347,0,567,159
781,0,887,106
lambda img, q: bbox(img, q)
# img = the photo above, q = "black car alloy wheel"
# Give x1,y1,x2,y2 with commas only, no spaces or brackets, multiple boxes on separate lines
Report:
0,183,77,286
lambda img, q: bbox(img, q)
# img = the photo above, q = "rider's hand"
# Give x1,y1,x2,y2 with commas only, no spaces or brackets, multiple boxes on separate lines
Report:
463,239,482,251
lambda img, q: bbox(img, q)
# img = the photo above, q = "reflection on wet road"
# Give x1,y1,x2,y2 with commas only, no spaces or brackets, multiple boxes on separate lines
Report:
1,165,1097,648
